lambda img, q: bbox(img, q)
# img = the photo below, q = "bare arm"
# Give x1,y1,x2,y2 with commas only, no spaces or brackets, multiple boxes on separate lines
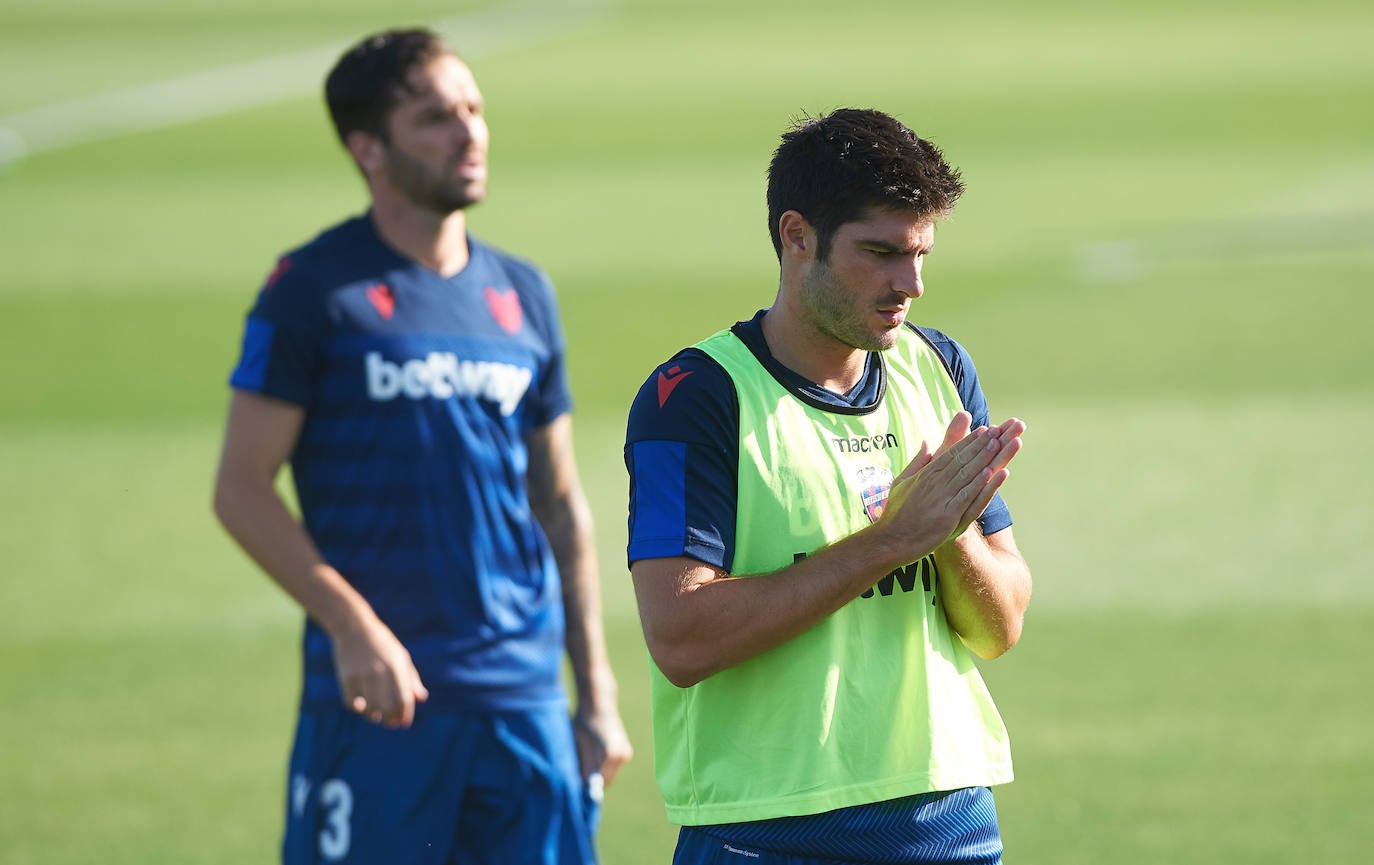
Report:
632,527,915,689
633,413,1022,688
526,414,633,784
935,526,1031,659
211,389,428,727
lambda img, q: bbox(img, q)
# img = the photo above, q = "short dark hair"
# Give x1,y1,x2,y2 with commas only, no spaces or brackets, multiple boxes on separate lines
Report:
766,108,965,262
324,28,452,144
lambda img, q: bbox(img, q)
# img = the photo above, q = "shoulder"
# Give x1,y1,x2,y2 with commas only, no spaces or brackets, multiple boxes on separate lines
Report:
910,324,967,368
470,237,554,294
911,324,983,389
251,216,374,307
907,323,997,427
288,215,378,274
627,348,737,445
245,240,330,328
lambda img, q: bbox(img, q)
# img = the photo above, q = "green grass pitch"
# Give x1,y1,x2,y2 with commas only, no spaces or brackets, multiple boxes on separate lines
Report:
1,1,1372,862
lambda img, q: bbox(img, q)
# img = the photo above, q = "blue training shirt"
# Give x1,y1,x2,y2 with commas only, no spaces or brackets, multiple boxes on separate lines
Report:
230,214,572,712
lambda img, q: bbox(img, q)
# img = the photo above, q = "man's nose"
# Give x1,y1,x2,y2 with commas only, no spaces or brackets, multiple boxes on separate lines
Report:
451,118,473,146
893,259,924,298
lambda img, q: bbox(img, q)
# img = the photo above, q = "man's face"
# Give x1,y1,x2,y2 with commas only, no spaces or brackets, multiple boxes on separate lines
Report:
377,54,489,214
799,207,935,352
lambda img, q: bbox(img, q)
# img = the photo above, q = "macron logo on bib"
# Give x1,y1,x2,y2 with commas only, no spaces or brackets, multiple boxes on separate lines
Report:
365,351,533,416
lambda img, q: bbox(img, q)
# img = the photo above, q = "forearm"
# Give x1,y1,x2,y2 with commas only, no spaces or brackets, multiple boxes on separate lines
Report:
213,473,379,640
635,522,913,687
636,418,1022,686
933,526,1031,659
539,487,619,713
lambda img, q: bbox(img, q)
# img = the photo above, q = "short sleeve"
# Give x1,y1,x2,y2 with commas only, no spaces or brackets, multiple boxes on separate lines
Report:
919,327,1013,535
625,350,740,570
525,269,573,427
228,256,327,407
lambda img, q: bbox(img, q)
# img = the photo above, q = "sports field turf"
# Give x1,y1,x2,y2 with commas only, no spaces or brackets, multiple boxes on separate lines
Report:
2,1,1371,862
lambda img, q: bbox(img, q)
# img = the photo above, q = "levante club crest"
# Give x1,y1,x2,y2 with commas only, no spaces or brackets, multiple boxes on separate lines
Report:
854,465,894,523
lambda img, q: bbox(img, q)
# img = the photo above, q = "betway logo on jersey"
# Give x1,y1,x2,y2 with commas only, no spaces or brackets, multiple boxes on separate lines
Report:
365,351,532,416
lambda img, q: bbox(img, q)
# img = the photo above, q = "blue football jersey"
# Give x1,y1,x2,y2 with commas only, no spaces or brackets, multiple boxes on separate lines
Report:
231,214,573,712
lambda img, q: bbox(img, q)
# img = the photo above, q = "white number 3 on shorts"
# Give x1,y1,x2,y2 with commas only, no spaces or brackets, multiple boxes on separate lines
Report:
317,778,353,861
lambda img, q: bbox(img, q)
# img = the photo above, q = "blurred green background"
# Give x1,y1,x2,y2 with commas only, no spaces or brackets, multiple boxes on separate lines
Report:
2,0,1371,862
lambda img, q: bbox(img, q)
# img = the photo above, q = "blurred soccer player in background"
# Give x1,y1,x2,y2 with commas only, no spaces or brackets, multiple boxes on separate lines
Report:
214,27,631,864
625,108,1031,864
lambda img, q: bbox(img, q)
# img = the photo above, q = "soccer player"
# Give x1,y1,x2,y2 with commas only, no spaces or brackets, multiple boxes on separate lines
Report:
213,28,631,864
624,109,1031,864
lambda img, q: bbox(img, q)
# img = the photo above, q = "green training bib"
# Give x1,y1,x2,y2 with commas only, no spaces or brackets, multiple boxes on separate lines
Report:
650,325,1013,825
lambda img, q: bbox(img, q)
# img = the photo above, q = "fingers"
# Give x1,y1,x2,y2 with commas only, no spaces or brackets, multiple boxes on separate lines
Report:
898,414,986,484
383,663,430,729
941,410,972,452
342,659,428,729
392,664,428,729
895,438,933,484
927,423,1000,484
935,417,1023,483
992,416,1026,443
600,747,631,785
573,712,634,786
575,734,605,785
886,418,1024,545
952,421,1024,532
597,726,633,785
978,420,1023,484
344,677,401,726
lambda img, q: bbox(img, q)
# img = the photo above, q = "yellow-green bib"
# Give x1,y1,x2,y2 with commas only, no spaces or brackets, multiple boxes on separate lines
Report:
650,324,1013,825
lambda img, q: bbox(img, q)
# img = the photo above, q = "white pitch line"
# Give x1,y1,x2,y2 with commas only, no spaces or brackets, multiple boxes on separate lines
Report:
0,0,610,167
1077,203,1374,283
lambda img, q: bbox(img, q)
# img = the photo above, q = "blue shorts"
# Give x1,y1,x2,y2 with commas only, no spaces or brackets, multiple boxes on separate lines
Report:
281,703,600,865
672,787,1002,865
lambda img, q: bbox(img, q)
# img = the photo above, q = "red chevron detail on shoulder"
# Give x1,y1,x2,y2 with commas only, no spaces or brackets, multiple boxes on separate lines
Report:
657,365,694,407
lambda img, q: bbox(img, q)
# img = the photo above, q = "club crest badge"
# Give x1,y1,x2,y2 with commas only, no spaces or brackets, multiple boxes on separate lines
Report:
484,286,523,334
855,465,894,523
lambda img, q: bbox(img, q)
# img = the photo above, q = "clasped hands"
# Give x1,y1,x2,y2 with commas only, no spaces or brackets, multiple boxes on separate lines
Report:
876,411,1025,556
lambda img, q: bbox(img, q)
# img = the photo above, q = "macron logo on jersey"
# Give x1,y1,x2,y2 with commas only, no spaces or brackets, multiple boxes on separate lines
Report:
365,351,533,416
657,365,693,407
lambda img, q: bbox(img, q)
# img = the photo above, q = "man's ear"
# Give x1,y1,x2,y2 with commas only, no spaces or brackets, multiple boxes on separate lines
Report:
344,130,385,176
778,210,815,260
